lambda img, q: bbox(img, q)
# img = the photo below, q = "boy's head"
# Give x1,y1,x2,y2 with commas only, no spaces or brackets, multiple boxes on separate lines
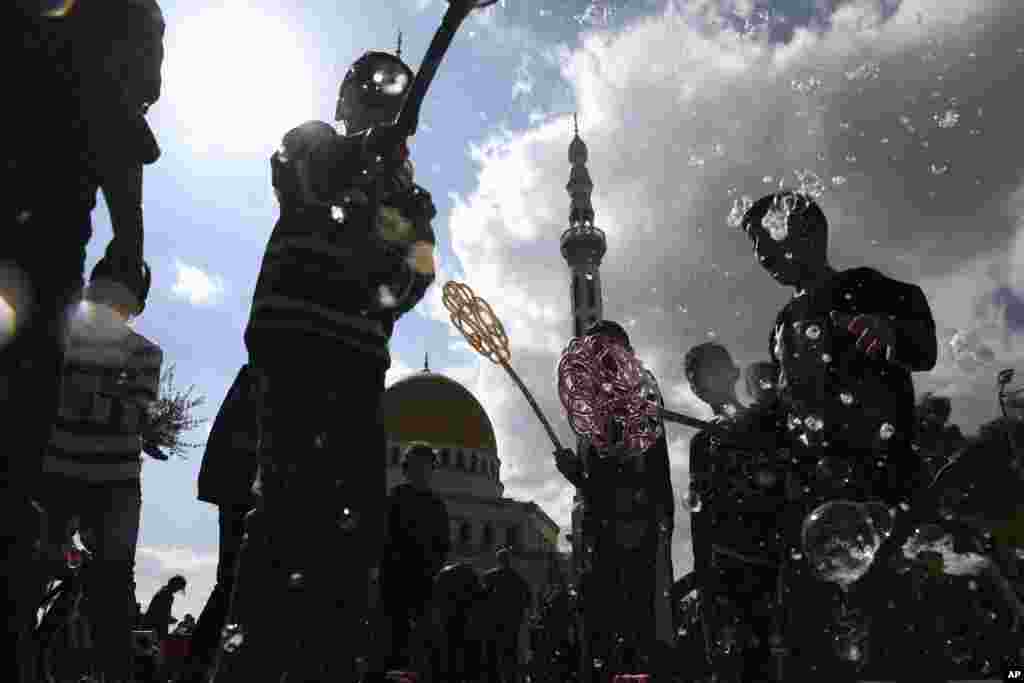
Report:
684,343,739,407
741,191,829,287
402,443,437,488
335,51,414,135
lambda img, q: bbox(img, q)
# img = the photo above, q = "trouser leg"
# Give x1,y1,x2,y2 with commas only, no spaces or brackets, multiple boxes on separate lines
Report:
82,477,141,683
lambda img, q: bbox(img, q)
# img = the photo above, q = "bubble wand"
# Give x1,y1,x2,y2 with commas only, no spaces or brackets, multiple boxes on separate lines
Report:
442,281,564,451
557,334,749,453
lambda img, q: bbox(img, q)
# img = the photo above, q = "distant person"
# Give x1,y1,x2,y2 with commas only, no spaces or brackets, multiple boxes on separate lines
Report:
187,365,262,682
379,444,450,675
915,394,965,482
482,547,532,683
433,562,485,682
144,575,187,640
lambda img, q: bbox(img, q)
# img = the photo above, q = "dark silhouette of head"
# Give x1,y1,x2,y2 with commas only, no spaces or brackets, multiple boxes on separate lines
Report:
586,319,633,353
168,575,186,593
335,51,414,135
919,393,952,426
744,360,779,405
741,191,830,288
496,546,513,569
402,442,437,488
684,343,740,409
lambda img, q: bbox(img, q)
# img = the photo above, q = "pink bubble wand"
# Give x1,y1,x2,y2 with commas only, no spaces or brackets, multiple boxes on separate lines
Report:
557,334,735,454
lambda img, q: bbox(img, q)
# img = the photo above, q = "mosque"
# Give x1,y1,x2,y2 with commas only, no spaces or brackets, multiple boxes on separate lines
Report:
381,355,570,613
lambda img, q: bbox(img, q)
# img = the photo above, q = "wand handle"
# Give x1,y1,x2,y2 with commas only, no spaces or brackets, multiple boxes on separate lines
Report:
500,359,564,451
395,1,495,138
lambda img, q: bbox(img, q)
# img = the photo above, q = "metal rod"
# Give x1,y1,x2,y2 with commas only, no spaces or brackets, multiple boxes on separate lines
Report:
500,358,564,451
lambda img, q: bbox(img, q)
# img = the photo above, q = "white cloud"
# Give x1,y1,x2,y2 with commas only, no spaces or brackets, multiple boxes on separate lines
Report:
135,545,219,621
171,260,226,306
445,0,1024,578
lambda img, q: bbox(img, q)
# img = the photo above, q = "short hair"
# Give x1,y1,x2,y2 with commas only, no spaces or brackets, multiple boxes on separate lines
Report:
169,574,186,586
586,319,632,351
740,191,828,247
402,443,437,470
496,546,512,567
684,343,734,382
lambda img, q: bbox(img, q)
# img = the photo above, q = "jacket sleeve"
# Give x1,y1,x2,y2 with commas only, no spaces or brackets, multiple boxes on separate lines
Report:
647,432,675,528
860,268,936,373
888,280,938,372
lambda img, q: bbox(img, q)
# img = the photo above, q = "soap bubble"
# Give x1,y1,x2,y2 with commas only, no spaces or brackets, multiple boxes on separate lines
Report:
801,500,889,587
933,110,960,128
221,623,245,653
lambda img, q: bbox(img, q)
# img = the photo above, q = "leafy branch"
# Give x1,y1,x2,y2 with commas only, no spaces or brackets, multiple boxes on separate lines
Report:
141,364,208,461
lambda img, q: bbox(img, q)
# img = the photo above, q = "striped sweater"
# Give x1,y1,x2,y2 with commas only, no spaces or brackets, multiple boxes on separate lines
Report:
44,318,162,482
245,120,436,368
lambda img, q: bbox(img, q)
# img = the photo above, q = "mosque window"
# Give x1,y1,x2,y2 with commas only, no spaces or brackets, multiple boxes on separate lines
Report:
460,521,472,546
440,449,450,467
471,454,479,473
572,274,582,311
586,279,595,308
456,451,466,470
482,523,494,549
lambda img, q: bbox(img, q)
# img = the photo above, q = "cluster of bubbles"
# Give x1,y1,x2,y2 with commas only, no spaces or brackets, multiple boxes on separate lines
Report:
574,0,615,27
933,109,960,129
790,76,824,95
845,62,881,81
948,329,996,373
726,195,754,229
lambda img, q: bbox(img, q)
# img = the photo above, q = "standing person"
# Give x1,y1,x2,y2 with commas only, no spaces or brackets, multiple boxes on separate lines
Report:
685,344,783,683
554,320,675,679
187,365,262,683
7,5,161,679
216,46,438,683
34,271,161,683
433,562,485,683
144,576,187,640
914,394,965,483
482,547,532,683
379,444,451,678
739,191,938,682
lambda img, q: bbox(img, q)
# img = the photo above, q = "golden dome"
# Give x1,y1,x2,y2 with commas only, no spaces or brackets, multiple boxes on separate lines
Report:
382,370,497,451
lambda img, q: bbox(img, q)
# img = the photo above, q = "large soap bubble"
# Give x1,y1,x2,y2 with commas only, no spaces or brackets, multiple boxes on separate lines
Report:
801,500,893,587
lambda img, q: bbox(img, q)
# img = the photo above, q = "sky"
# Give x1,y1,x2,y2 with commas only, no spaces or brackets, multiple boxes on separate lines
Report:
116,0,1024,619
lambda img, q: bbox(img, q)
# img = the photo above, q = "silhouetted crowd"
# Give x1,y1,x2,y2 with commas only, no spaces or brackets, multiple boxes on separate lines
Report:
9,2,1024,683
